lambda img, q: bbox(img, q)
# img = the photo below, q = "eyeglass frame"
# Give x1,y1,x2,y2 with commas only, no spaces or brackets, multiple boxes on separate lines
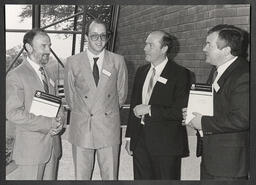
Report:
89,33,109,41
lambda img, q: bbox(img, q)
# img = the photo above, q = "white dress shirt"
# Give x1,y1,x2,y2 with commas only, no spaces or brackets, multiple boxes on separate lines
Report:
142,57,168,105
87,49,105,75
213,56,238,92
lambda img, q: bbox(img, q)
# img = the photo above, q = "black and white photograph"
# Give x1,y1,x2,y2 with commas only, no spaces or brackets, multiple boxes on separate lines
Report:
1,0,256,184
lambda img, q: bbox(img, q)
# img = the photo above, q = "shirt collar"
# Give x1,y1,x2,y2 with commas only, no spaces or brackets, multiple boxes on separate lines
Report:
87,49,105,61
217,56,238,75
27,57,41,71
150,57,168,75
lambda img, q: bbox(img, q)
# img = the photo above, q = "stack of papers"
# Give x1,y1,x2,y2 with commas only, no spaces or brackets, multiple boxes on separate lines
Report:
185,84,213,125
29,90,62,118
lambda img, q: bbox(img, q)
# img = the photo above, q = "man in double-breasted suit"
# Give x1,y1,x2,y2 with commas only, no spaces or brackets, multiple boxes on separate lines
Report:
6,29,63,180
186,24,249,179
64,19,128,180
125,31,191,180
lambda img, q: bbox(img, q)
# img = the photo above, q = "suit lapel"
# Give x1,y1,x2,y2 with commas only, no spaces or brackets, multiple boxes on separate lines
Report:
139,64,151,103
24,60,45,92
77,52,96,90
217,57,241,90
149,61,172,103
91,51,115,108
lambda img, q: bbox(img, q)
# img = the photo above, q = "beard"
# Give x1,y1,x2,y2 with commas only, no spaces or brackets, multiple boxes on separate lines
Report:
40,54,50,65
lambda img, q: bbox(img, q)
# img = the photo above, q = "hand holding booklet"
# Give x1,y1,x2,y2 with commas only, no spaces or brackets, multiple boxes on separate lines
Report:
29,90,62,118
185,84,213,126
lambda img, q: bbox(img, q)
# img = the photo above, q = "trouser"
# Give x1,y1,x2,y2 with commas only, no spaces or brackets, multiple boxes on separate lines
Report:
133,131,181,180
15,151,58,180
72,144,120,180
200,161,248,180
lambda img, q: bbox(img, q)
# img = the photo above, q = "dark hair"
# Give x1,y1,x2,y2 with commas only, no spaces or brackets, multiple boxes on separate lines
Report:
208,24,244,56
159,31,173,58
23,28,48,52
85,18,107,35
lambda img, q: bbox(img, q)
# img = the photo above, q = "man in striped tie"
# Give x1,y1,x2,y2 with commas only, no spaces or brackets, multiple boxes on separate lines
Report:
125,30,191,180
6,28,63,180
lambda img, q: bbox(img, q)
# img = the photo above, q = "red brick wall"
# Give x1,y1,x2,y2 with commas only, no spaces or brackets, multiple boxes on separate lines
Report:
115,5,250,101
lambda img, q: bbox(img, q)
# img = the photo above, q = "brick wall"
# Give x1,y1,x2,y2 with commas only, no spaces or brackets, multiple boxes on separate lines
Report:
115,5,250,102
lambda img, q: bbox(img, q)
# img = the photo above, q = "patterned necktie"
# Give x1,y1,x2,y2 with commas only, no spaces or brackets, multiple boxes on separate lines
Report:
39,67,49,93
93,57,99,86
141,67,156,125
147,67,156,98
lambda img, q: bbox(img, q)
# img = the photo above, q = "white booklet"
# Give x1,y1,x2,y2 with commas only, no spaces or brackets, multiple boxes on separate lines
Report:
185,84,213,126
29,91,62,118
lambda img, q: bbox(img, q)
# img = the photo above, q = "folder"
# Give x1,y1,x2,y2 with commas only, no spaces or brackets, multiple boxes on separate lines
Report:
185,84,213,125
29,90,62,118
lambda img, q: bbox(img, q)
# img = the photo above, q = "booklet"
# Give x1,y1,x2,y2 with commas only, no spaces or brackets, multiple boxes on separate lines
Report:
29,90,62,118
185,84,213,125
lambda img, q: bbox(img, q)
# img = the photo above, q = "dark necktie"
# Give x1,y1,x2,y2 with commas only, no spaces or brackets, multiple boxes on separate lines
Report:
212,70,218,83
93,57,99,86
206,67,218,84
39,67,49,93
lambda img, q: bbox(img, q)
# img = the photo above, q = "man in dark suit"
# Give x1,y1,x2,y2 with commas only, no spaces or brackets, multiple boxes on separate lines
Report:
125,30,191,180
186,24,249,179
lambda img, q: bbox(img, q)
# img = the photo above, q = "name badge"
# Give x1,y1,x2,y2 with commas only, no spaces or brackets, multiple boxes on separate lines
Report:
157,76,168,84
102,69,111,77
49,79,55,87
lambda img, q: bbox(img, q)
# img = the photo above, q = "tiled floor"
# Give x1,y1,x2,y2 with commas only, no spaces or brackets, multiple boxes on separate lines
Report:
7,126,200,180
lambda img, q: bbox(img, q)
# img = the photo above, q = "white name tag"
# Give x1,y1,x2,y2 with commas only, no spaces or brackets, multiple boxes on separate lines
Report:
49,79,55,87
157,76,168,84
102,69,111,77
213,82,220,92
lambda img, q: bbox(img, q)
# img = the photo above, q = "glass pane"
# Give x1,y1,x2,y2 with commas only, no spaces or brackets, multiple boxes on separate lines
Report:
5,4,32,29
6,32,26,71
48,33,73,59
40,5,76,30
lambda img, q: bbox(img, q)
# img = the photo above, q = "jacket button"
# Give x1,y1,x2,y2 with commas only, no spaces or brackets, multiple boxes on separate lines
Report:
90,114,93,116
108,94,111,98
85,96,88,98
105,113,107,115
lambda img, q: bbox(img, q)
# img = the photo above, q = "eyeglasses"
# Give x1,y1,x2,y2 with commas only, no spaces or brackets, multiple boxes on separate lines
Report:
89,33,107,41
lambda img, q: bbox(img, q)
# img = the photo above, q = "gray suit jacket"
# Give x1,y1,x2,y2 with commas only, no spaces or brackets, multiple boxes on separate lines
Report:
6,59,61,165
64,50,128,149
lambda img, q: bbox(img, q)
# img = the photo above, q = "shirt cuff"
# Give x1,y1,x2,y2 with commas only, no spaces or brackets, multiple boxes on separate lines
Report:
148,105,151,116
125,137,131,141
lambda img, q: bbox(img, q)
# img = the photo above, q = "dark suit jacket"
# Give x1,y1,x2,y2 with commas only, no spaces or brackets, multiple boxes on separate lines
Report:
126,60,191,157
201,57,249,177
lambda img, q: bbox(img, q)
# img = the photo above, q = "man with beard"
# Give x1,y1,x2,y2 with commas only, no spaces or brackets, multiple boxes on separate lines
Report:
6,28,63,180
64,19,128,180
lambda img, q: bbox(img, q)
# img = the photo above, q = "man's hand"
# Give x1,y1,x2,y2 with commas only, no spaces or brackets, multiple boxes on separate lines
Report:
189,112,203,130
49,117,63,136
125,140,133,156
181,107,187,126
133,104,150,118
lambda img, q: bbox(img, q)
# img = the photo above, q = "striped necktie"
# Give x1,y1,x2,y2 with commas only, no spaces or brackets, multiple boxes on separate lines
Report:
147,67,156,99
141,67,156,125
93,57,99,86
39,67,49,93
